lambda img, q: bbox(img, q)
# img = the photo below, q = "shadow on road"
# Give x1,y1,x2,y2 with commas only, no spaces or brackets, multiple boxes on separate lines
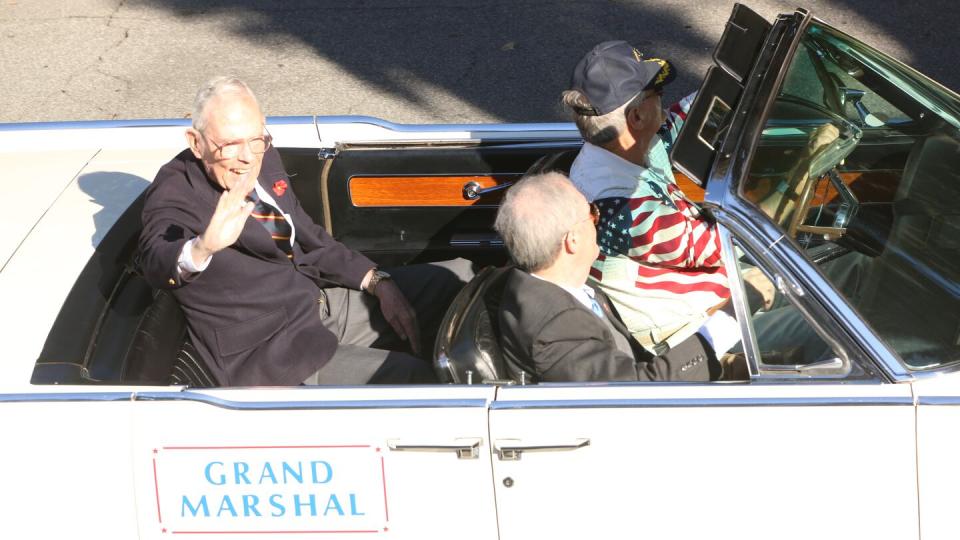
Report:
130,1,959,122
130,0,716,122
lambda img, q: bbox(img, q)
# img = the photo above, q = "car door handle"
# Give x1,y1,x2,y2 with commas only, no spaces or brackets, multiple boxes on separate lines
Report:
387,437,482,459
493,438,590,461
462,180,514,200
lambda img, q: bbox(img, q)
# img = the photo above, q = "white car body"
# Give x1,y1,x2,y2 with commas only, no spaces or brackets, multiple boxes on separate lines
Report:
2,5,959,540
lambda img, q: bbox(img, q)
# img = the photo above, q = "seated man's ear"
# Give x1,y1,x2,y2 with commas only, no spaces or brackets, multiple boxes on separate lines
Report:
626,106,648,132
563,229,580,254
185,129,203,160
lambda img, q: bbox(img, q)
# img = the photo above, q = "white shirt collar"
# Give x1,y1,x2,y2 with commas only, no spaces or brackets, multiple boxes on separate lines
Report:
529,273,602,318
568,141,650,201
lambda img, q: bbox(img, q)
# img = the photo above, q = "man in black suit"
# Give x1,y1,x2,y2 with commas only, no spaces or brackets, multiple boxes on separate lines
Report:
493,172,714,383
138,76,471,386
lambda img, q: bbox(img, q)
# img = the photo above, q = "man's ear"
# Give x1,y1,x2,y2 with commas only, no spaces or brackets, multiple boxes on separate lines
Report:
562,228,579,255
186,129,203,159
625,106,647,134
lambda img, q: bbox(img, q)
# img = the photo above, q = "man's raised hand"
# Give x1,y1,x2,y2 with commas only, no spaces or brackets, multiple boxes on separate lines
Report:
191,174,257,265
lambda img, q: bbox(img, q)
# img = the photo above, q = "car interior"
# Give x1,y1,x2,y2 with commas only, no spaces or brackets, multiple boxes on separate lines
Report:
31,143,582,387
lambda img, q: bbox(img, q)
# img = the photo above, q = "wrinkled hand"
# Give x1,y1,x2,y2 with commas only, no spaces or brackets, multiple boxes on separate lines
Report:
375,280,421,355
192,174,257,265
742,266,776,311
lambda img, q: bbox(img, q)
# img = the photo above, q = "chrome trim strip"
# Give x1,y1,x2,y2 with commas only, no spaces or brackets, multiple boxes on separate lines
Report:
0,116,315,131
313,115,577,134
0,392,133,403
133,392,488,411
0,115,577,139
491,396,912,410
917,396,960,406
0,391,488,410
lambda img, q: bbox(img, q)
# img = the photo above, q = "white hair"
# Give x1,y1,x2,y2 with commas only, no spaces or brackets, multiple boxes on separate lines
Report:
495,172,581,272
191,76,261,132
561,89,647,146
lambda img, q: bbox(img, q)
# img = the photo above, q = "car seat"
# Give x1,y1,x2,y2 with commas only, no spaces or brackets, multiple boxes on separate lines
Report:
433,265,514,384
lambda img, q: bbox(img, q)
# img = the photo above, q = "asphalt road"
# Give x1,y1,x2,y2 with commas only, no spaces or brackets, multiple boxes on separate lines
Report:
1,0,958,124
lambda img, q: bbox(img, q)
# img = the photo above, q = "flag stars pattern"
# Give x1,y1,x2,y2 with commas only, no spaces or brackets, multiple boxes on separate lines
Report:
595,197,633,256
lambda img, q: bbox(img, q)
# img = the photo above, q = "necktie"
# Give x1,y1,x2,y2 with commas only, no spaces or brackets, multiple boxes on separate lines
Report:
248,189,293,259
583,286,605,319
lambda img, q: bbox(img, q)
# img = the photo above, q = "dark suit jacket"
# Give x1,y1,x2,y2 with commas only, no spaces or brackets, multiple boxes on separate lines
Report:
137,147,375,386
498,268,711,383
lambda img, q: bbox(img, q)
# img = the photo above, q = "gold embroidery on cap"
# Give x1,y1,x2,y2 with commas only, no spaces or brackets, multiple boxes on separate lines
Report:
649,58,671,85
632,48,643,62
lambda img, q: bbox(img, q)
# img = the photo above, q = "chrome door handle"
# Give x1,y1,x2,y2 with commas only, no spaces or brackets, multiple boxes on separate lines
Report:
462,181,514,200
493,438,590,461
387,437,482,459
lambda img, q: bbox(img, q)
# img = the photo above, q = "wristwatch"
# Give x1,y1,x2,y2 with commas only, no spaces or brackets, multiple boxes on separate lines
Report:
366,269,392,294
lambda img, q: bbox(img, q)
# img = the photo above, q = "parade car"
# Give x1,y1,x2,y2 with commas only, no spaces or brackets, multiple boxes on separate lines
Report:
1,4,958,540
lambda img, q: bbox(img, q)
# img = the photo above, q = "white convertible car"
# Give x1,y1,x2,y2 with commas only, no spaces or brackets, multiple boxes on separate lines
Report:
2,4,958,539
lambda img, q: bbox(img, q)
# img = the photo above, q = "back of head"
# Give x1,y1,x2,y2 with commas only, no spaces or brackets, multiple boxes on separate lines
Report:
562,40,675,146
494,172,580,273
192,76,261,132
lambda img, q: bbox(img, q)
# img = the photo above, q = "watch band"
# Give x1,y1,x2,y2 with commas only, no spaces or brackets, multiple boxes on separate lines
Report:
367,269,392,294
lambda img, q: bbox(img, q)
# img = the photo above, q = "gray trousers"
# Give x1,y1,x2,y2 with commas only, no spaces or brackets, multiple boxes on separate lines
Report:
747,251,868,363
303,258,476,385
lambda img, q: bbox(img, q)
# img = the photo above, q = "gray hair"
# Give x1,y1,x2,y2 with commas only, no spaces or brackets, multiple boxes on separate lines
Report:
494,172,581,272
561,89,645,146
191,76,261,132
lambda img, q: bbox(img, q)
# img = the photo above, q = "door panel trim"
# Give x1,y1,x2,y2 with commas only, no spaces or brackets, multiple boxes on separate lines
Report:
350,174,520,207
491,396,913,410
0,391,489,410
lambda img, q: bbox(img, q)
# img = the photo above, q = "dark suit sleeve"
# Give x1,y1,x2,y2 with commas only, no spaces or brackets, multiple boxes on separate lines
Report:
286,190,375,290
137,158,206,290
533,308,673,382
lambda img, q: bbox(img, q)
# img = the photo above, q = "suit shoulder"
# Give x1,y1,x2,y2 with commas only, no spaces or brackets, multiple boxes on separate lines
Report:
503,271,600,335
144,149,201,205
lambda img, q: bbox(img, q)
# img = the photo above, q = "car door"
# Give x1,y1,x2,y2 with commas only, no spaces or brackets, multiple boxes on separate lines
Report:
130,385,498,539
489,381,916,540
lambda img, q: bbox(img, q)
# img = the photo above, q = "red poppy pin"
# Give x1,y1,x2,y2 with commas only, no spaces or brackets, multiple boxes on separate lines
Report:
272,179,288,197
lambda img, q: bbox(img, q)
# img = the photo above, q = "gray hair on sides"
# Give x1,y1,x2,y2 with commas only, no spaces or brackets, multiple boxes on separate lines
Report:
561,89,645,146
191,76,261,132
494,172,581,273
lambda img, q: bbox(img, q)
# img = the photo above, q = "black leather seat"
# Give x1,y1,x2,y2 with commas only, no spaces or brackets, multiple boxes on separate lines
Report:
433,266,514,384
123,287,220,387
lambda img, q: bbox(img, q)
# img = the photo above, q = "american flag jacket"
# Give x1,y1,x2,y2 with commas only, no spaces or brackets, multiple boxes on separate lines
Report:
569,93,729,347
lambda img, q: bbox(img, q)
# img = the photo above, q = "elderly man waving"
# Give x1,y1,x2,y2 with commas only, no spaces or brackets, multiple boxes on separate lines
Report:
138,76,472,386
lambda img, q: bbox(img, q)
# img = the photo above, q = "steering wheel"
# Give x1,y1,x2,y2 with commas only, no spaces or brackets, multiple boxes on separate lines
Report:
767,99,863,236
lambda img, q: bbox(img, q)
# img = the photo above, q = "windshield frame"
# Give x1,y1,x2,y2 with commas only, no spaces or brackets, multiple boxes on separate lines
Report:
698,9,929,382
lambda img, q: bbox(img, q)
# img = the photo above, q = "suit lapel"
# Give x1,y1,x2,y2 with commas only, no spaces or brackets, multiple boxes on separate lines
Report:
589,284,632,339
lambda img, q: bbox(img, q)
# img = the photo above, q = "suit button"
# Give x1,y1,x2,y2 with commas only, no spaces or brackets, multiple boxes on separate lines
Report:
168,278,176,286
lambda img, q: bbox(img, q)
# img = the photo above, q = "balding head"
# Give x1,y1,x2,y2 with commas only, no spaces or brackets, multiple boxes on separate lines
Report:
495,172,589,273
192,76,262,132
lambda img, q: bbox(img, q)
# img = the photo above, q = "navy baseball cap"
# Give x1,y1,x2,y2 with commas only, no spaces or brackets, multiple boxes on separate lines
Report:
569,40,676,116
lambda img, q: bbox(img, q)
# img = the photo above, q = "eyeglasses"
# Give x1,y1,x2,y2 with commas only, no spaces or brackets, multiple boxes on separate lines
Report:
572,202,600,228
203,132,273,159
588,202,600,226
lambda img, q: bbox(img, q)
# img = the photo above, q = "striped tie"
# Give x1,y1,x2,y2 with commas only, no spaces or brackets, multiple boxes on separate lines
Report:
248,189,293,259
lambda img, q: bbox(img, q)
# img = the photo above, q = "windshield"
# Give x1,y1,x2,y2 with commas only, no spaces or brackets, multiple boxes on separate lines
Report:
741,22,960,371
